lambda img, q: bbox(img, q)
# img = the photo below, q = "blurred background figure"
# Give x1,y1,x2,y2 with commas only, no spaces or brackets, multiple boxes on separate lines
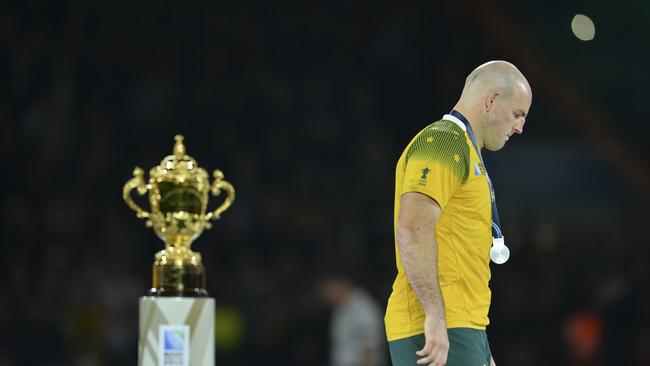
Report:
319,272,387,366
561,311,603,366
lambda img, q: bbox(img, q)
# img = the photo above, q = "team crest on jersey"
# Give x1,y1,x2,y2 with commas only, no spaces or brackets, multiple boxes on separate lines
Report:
418,167,431,185
474,162,486,176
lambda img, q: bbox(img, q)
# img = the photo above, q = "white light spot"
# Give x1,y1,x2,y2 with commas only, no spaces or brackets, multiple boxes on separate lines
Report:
571,14,596,41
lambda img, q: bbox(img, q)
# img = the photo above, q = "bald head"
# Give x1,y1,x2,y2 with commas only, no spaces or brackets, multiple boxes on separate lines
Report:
460,60,531,101
453,60,533,151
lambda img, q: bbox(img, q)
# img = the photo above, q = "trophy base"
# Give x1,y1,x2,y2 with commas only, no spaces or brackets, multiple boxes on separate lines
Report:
138,296,215,366
148,287,209,297
152,263,207,297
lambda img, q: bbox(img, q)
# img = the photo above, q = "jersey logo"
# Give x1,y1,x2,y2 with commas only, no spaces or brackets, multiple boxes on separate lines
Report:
474,162,486,176
418,167,431,185
421,167,430,179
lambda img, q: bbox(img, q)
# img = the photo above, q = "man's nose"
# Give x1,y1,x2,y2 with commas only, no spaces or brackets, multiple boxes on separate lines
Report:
513,119,525,134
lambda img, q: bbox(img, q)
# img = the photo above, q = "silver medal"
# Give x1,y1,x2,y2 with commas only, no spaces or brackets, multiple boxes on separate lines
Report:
490,237,510,264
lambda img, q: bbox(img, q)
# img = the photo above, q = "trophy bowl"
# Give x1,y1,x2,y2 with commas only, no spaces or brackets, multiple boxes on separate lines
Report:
123,135,235,296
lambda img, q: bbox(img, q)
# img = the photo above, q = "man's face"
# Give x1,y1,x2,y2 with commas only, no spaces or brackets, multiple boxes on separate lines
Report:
484,84,532,151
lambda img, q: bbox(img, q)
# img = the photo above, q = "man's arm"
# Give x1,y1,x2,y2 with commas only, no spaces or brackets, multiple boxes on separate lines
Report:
491,356,496,366
396,192,449,366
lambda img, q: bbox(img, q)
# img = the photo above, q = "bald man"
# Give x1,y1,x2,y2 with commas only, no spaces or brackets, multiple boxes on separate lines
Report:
384,61,532,366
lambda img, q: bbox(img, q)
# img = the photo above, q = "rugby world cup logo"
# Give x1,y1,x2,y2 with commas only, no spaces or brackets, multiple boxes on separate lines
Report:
159,325,190,366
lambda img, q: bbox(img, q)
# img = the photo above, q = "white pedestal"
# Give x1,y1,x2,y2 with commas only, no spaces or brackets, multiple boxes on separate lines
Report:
138,297,215,366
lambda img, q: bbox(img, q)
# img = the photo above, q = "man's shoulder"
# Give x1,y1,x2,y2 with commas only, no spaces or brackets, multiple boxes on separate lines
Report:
406,119,469,160
427,118,466,134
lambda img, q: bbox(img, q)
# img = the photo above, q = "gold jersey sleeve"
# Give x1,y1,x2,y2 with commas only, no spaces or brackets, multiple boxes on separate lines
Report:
385,119,493,341
401,122,470,208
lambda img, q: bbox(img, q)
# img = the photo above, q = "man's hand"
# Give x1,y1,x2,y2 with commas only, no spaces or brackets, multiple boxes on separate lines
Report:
416,312,449,365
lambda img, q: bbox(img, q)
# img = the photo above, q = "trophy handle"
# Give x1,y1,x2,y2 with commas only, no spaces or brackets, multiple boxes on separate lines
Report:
205,169,235,223
123,167,152,223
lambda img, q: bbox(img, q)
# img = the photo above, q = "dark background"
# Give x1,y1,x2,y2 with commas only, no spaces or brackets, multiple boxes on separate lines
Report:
2,0,650,365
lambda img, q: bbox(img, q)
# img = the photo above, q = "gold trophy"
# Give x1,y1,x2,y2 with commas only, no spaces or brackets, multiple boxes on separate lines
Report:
125,135,234,366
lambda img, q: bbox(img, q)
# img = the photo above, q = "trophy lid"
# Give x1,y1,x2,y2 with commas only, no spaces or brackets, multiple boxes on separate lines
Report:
149,135,209,183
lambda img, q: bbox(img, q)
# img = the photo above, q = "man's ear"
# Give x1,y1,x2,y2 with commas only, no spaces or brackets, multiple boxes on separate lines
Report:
484,91,500,112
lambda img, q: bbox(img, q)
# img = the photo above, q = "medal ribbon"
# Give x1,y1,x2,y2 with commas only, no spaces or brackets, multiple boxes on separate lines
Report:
450,110,503,239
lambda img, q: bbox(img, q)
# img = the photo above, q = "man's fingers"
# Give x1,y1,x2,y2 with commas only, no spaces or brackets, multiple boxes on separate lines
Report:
420,344,448,366
440,353,448,365
416,354,433,365
416,341,433,356
434,349,447,366
416,343,449,365
416,342,434,365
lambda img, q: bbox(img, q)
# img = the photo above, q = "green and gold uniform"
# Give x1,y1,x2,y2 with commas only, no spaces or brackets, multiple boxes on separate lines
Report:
385,114,493,365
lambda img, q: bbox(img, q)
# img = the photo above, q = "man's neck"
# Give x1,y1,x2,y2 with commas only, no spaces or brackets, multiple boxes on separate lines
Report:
452,105,484,149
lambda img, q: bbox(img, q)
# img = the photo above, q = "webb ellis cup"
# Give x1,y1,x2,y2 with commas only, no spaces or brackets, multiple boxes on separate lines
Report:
123,135,235,366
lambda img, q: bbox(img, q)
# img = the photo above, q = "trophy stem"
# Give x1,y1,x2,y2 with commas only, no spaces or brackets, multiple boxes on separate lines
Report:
149,239,208,297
